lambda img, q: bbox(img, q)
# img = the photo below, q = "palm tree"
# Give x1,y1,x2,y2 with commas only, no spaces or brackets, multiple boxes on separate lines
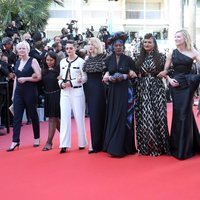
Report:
0,0,63,36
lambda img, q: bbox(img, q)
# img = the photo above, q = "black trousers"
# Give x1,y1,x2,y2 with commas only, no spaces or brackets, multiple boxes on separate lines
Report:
12,87,40,143
0,93,6,125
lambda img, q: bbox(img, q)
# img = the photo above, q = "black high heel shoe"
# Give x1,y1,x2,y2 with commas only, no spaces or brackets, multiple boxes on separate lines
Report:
60,147,67,154
7,143,20,152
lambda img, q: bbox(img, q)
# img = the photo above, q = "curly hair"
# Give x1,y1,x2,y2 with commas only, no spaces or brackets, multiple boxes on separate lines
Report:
135,33,164,72
88,37,103,55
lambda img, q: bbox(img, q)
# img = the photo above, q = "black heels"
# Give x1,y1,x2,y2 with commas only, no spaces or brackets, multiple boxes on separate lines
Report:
88,150,95,154
60,147,67,154
7,143,20,152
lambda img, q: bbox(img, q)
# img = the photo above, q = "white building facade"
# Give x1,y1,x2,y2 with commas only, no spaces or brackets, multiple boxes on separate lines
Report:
45,0,200,47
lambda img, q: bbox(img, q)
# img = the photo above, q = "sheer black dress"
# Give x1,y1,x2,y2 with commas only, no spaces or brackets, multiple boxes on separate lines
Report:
83,54,107,152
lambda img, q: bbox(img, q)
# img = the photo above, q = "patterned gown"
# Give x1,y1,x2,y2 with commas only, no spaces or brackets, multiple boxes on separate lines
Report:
135,52,170,156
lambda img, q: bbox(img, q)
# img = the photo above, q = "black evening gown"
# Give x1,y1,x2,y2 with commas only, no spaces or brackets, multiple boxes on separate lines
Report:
103,53,136,157
42,70,60,118
85,73,106,151
170,49,200,159
83,54,106,152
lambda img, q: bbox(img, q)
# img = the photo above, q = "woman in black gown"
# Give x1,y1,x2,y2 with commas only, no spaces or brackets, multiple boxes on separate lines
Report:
82,37,106,153
102,32,137,157
158,29,200,159
42,52,60,151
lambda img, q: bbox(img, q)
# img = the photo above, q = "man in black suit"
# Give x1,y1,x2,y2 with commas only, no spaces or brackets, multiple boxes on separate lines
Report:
0,54,11,135
29,41,48,107
1,38,17,127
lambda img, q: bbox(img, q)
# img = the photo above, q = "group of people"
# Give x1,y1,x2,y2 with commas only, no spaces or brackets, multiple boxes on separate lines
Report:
4,28,200,160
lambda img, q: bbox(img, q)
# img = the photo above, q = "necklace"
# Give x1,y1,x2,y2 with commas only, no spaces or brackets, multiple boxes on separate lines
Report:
48,67,54,70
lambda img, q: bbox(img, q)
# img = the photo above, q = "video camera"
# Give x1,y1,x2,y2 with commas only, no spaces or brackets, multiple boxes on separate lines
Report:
99,26,108,32
66,20,78,33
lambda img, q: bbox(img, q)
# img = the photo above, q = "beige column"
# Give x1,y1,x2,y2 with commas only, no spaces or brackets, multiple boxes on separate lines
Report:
188,0,197,45
168,0,183,48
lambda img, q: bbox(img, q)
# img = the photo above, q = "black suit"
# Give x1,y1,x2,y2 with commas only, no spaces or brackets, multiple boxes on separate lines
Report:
29,48,47,107
29,48,47,67
0,61,9,119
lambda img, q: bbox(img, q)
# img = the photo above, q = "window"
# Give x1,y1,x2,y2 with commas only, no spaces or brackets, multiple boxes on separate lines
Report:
49,10,74,18
126,0,162,19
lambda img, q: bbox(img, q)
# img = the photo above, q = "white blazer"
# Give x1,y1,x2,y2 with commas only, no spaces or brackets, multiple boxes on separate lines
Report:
58,56,87,88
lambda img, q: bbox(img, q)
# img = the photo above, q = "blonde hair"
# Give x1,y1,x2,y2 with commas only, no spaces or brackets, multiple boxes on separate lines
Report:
88,37,103,55
16,41,31,54
176,29,192,50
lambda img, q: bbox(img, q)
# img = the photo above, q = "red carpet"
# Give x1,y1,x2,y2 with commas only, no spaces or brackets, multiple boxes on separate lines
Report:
0,103,200,200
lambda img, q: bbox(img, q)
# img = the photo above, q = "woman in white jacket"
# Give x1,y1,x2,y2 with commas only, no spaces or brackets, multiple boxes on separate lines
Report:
58,40,87,153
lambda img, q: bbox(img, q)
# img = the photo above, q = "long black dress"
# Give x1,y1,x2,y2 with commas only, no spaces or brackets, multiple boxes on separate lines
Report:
42,69,60,118
170,49,200,159
83,54,107,152
103,53,136,157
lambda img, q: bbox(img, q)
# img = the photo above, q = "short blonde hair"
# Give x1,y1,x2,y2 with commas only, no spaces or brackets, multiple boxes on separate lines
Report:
16,41,31,54
176,29,192,50
88,37,103,55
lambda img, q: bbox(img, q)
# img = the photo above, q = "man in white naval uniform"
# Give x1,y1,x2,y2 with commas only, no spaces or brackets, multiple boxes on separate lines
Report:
58,40,87,153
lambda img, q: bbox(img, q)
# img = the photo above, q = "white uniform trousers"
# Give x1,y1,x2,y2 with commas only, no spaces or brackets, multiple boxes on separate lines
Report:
59,87,87,148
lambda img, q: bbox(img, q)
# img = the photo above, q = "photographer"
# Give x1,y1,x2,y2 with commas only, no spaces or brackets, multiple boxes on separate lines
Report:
0,53,11,134
1,37,17,69
29,40,48,107
86,28,94,38
22,32,34,49
98,26,110,51
1,37,17,127
4,21,18,38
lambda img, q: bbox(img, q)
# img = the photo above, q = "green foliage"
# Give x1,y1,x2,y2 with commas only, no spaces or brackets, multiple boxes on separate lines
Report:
0,0,63,35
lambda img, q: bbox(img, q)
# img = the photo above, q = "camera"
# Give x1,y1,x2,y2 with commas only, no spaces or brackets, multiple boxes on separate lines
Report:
99,26,108,32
